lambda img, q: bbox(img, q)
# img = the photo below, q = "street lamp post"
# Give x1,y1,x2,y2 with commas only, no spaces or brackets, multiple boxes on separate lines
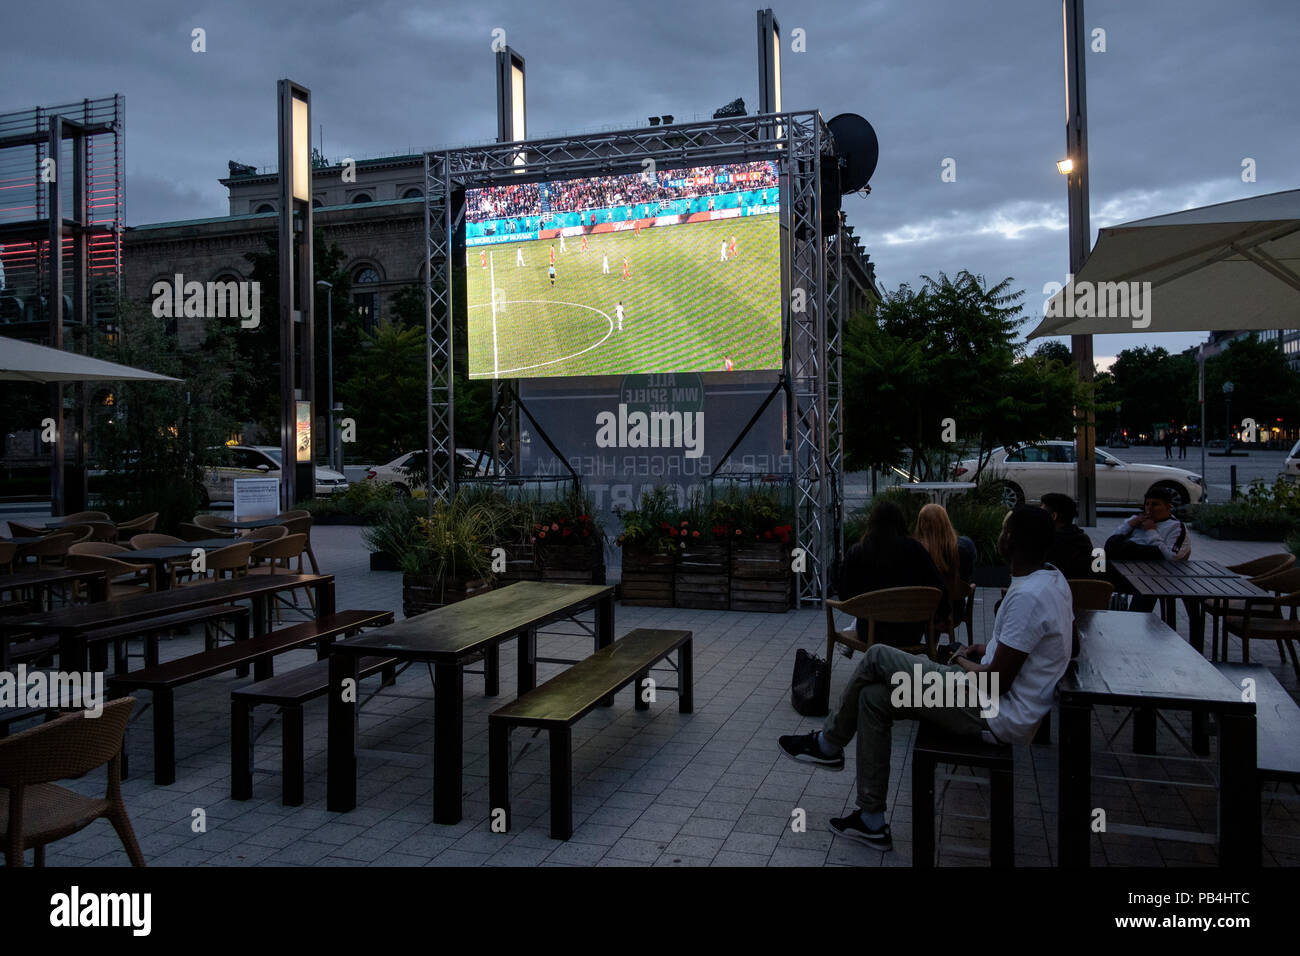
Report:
316,279,335,473
1223,380,1234,452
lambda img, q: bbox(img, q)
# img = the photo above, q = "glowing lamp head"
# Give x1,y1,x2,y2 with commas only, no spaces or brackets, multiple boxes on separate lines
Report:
1056,158,1074,175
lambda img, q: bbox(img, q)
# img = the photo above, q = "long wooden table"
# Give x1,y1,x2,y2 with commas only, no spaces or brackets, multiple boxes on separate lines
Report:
1059,609,1258,867
1113,559,1272,753
327,581,615,824
9,573,336,671
0,567,108,667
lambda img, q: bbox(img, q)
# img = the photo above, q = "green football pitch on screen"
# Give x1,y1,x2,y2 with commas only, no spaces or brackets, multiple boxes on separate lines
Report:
465,214,781,379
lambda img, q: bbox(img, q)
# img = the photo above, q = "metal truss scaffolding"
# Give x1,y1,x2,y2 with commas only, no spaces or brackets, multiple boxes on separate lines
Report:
424,111,841,603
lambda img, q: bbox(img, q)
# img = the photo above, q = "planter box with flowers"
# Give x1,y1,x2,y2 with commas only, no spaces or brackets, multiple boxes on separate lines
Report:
713,485,796,612
673,518,731,610
614,488,678,606
533,501,606,585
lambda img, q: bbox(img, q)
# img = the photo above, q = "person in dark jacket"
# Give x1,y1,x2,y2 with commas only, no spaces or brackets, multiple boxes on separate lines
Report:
1041,493,1096,579
836,499,947,648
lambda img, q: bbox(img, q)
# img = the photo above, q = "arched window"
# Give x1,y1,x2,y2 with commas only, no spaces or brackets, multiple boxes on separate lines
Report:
254,203,274,214
350,193,373,204
402,188,423,199
353,267,381,330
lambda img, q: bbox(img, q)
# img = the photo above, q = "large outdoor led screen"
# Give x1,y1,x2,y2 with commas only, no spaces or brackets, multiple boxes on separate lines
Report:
465,160,781,379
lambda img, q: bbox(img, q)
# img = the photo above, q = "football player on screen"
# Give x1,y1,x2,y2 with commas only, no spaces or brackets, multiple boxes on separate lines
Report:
621,257,630,280
615,301,625,332
516,247,525,268
548,263,556,287
602,254,610,275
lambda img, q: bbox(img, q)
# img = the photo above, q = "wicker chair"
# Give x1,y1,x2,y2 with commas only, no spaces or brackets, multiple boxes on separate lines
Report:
1220,568,1300,677
16,532,76,568
68,541,129,558
177,522,233,542
825,586,944,671
6,521,51,538
279,515,320,573
128,533,186,549
241,526,288,544
58,525,96,545
67,554,156,598
247,533,314,621
114,512,159,541
182,540,256,583
193,514,235,534
63,511,110,523
0,697,145,867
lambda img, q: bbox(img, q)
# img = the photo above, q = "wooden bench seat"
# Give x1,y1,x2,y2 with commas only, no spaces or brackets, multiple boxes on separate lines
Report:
912,722,1014,867
86,604,250,673
232,653,397,806
1213,663,1300,783
489,627,693,839
108,609,394,784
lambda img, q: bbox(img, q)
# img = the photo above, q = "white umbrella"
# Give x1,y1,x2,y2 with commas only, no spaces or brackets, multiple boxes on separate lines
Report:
1028,188,1300,338
0,335,181,383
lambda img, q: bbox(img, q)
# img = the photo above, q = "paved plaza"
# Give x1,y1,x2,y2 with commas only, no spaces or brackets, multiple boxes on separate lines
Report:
18,521,1300,868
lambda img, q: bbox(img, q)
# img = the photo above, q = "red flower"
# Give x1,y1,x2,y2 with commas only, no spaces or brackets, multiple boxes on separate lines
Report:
764,530,773,539
680,521,688,527
692,530,700,538
530,535,537,543
735,529,742,536
562,527,572,537
669,528,678,536
551,522,559,531
539,530,547,538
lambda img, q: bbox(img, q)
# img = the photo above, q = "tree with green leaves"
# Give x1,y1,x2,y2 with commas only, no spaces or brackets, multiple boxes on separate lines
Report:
1204,334,1300,440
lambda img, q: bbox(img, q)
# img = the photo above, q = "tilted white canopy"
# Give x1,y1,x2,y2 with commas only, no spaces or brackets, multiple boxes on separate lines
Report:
1028,188,1300,339
0,335,181,383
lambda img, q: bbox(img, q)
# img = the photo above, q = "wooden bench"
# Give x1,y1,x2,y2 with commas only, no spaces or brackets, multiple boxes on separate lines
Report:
232,652,397,806
1213,662,1300,787
489,627,693,839
109,609,393,784
86,604,250,673
911,723,1014,867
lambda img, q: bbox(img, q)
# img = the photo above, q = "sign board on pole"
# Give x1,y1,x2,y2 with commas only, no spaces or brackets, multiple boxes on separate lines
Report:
234,477,280,522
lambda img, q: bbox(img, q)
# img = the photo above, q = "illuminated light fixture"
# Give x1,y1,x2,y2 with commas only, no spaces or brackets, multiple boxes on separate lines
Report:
291,93,310,202
1056,158,1074,174
757,9,783,145
496,47,527,171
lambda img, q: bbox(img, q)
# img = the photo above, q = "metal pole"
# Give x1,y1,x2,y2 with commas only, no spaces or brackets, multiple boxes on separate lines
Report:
318,280,335,472
1065,0,1096,526
1199,345,1206,494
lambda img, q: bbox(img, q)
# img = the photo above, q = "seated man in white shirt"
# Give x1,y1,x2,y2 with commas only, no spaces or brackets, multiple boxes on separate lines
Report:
778,506,1074,850
1104,486,1190,610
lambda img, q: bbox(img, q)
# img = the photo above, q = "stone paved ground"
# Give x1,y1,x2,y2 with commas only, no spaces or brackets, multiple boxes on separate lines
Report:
13,521,1300,867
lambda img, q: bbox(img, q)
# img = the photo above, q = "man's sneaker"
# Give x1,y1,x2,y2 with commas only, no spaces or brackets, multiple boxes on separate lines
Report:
778,732,845,771
828,814,893,850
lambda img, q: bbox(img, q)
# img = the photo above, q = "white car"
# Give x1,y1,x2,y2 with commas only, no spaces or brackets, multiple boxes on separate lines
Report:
201,445,348,504
952,441,1207,510
366,448,499,495
1282,438,1300,481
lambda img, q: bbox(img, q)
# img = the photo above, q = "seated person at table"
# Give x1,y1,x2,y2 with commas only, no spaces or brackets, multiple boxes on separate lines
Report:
913,503,976,630
1041,492,1096,579
1104,486,1190,611
779,506,1074,848
835,500,947,651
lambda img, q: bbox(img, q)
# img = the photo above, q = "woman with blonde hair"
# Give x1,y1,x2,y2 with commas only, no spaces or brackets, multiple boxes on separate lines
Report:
913,503,976,629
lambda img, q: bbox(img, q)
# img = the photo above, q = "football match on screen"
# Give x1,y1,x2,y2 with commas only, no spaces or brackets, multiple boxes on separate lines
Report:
465,160,782,378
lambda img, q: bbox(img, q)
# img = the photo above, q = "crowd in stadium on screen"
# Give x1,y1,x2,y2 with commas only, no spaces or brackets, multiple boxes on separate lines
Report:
468,162,778,223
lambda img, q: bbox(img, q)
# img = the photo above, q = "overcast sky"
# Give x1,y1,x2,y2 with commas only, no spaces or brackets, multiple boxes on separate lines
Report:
4,0,1297,364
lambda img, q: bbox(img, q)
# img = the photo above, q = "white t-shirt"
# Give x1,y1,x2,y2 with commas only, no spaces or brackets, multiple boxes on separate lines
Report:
980,567,1074,744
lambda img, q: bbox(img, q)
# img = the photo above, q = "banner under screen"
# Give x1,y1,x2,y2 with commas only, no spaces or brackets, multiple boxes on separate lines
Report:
465,160,781,379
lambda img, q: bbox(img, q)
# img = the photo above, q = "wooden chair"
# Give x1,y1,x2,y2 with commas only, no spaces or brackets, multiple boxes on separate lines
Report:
1222,570,1300,678
114,512,159,541
68,541,129,557
16,532,75,568
1068,578,1114,612
241,526,288,544
1210,564,1297,660
58,525,96,545
939,581,977,645
1208,554,1296,658
247,533,314,622
279,515,320,574
277,509,310,520
67,554,156,599
63,511,110,523
0,697,144,867
825,586,943,671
